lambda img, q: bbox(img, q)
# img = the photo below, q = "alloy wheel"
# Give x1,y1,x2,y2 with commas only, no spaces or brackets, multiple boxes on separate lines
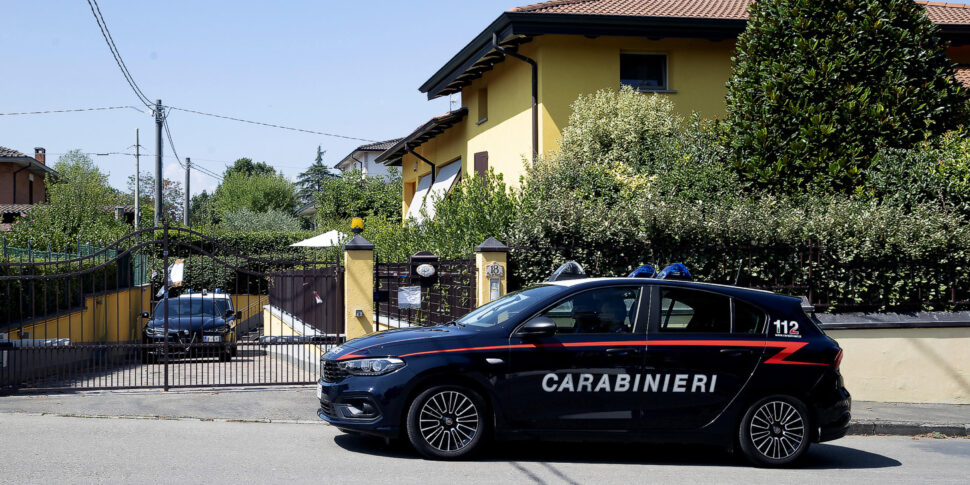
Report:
748,400,805,460
418,390,480,452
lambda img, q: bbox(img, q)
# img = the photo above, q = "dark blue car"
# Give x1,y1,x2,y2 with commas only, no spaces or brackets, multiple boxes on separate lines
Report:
141,293,239,363
317,278,850,466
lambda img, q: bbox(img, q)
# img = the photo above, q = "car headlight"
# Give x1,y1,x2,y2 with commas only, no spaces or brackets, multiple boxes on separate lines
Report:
337,357,405,376
213,324,230,333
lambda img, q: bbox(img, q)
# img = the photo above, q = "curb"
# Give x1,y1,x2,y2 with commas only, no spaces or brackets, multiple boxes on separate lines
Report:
849,420,969,437
0,411,329,426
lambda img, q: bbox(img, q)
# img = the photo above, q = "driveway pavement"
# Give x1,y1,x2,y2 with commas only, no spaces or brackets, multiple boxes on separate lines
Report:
0,413,967,484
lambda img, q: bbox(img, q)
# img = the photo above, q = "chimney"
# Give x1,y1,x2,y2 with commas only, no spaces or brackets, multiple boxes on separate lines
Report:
34,147,46,164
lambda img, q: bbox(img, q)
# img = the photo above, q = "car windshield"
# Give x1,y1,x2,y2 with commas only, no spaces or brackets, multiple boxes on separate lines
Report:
457,285,565,328
153,298,229,318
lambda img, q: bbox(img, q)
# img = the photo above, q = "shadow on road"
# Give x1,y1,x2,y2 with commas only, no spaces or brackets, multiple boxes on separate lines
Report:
333,434,901,469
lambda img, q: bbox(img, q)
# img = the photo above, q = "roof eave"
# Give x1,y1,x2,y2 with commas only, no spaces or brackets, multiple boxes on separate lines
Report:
1,157,60,177
419,12,747,99
375,109,469,166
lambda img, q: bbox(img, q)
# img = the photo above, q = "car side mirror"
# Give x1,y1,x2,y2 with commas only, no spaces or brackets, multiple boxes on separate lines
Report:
516,316,557,338
235,311,243,320
141,311,150,318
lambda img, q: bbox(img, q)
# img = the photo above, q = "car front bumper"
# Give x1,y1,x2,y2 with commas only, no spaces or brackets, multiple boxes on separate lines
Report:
316,374,411,439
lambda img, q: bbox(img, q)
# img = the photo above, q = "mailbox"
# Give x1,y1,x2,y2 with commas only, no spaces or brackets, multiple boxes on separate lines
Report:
409,251,439,286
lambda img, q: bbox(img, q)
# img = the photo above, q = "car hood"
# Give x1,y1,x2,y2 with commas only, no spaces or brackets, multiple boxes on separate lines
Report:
326,325,480,360
146,316,226,332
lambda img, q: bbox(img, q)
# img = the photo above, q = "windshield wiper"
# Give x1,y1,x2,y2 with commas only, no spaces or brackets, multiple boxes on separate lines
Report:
443,320,465,327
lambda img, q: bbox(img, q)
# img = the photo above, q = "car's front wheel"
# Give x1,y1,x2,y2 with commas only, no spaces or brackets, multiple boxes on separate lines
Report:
406,385,488,460
738,395,812,467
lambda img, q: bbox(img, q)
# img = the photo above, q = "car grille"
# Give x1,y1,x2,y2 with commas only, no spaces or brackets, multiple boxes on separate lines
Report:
318,398,336,419
321,359,347,383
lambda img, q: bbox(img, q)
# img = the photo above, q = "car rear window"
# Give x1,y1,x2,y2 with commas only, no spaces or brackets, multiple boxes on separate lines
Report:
733,299,766,334
659,288,731,333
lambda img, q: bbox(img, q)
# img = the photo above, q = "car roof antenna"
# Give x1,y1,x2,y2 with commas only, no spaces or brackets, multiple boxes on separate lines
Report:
733,257,745,286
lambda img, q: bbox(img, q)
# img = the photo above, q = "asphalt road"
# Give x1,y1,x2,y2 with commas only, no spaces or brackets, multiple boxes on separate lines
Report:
0,414,967,484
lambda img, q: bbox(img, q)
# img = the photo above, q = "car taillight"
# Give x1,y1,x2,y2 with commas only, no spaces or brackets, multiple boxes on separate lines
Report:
833,349,843,371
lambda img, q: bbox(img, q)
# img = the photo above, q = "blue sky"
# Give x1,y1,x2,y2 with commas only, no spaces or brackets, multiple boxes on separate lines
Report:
4,0,970,197
1,0,522,196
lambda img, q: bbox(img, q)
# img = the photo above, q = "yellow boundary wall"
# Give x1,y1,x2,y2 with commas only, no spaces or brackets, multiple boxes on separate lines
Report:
6,286,151,342
5,290,266,343
828,327,970,404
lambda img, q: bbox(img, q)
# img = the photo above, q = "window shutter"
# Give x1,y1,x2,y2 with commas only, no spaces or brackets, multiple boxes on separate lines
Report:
474,151,488,178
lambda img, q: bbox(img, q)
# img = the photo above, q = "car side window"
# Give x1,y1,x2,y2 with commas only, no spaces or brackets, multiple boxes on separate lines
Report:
540,286,641,334
659,288,731,333
733,299,766,334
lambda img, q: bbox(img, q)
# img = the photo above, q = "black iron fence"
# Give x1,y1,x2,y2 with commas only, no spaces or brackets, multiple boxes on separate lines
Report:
374,257,476,329
268,267,344,336
1,225,343,393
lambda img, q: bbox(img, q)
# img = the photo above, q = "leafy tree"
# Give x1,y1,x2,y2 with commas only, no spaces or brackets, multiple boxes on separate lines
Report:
314,170,401,227
296,146,336,204
725,0,969,192
189,190,218,228
224,157,276,178
124,171,184,223
7,150,128,248
211,171,297,219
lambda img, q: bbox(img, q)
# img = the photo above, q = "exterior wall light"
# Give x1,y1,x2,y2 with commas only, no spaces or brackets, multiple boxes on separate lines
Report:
351,217,364,235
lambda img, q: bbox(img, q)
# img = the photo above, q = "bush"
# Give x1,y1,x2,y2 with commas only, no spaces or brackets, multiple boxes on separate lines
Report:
725,0,969,192
866,132,970,215
220,208,302,233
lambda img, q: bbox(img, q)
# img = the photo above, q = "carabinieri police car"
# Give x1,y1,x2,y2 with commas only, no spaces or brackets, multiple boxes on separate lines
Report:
317,268,850,467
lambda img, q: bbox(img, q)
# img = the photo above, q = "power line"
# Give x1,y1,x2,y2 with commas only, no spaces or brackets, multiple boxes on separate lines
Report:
0,106,142,116
167,106,378,142
85,0,152,107
162,117,224,182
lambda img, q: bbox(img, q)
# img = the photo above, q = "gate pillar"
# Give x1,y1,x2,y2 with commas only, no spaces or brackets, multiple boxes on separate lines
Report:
343,235,375,339
475,237,508,307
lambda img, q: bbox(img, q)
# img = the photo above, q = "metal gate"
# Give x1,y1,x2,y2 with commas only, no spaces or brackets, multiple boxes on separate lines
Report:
374,254,476,330
0,225,343,393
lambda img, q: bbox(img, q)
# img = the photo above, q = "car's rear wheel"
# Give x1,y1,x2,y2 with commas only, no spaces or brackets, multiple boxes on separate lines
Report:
406,385,487,460
738,395,811,467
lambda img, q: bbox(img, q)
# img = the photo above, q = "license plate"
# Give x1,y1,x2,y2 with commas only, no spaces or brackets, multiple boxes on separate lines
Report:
203,336,221,342
317,384,323,400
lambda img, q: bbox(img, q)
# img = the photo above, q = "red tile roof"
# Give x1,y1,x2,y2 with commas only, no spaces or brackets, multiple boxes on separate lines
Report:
955,65,970,87
510,0,970,25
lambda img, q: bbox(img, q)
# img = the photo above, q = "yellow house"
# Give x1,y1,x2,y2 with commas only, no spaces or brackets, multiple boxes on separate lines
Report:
377,0,970,220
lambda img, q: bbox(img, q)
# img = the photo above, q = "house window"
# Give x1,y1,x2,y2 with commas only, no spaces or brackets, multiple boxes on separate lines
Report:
28,173,34,204
477,88,488,124
620,53,667,91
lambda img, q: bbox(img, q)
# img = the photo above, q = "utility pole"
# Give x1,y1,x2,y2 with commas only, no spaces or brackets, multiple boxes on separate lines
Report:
154,99,164,226
183,158,191,226
134,128,140,230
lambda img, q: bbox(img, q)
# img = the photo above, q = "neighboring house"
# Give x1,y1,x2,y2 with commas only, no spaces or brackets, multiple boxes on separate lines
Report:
376,0,970,220
0,146,58,230
334,138,403,178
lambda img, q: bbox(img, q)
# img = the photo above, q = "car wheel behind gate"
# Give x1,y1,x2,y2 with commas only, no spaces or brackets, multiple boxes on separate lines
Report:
406,385,489,460
141,349,157,365
738,395,812,467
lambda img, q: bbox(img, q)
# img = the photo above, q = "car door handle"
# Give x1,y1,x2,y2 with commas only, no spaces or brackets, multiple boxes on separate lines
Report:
720,348,754,357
